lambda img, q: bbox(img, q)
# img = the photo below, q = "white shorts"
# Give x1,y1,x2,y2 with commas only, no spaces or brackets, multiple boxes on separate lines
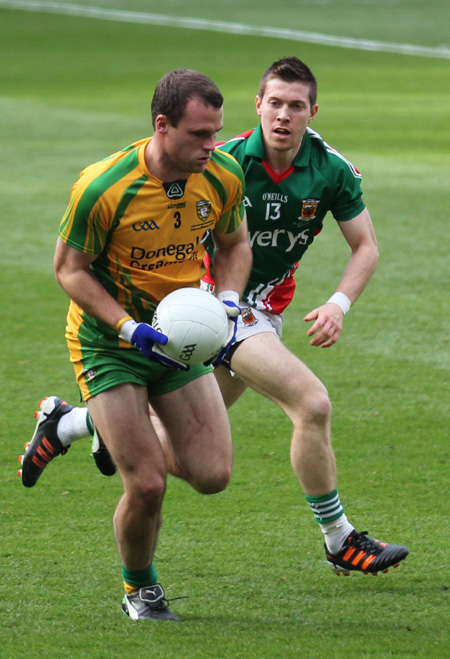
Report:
221,304,282,372
234,304,283,342
200,281,283,366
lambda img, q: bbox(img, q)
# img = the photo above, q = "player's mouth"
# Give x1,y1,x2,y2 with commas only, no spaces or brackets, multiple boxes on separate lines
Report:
273,127,291,136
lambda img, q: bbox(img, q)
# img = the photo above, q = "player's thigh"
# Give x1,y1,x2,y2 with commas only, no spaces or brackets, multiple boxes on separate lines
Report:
230,332,327,412
213,365,248,408
87,382,166,482
150,371,232,468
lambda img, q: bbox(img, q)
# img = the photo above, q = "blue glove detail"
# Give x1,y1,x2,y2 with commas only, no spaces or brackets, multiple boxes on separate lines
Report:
126,322,189,371
205,299,240,368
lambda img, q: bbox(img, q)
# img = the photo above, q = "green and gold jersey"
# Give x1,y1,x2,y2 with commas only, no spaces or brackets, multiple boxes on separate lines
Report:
204,126,365,314
60,137,245,344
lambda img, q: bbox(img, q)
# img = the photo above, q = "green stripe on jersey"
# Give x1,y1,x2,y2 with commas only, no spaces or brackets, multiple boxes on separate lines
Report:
67,147,142,254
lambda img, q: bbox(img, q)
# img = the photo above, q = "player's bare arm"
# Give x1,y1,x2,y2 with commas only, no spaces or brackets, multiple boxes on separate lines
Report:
211,216,252,297
304,208,379,348
54,238,128,330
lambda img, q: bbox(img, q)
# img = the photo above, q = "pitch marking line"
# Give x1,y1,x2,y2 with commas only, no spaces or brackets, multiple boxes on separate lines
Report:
1,0,450,60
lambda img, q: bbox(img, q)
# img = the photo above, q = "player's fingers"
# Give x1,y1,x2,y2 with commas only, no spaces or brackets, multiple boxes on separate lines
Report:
303,308,319,322
306,319,323,336
310,323,340,346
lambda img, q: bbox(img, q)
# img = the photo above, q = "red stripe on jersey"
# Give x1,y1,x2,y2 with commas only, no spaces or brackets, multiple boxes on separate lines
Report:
263,266,298,314
202,252,215,284
216,129,255,149
262,160,295,184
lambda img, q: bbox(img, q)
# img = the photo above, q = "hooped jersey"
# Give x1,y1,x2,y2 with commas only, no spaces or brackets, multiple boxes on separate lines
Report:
204,125,365,314
59,137,245,345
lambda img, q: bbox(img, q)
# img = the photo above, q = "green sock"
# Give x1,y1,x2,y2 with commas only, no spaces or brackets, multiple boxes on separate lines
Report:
122,563,159,593
86,412,94,435
305,489,344,524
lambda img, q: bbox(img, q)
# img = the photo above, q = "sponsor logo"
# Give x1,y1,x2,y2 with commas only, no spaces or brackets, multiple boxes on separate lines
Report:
132,220,160,231
248,228,310,252
196,200,212,221
241,308,258,326
243,196,253,207
129,239,202,270
299,199,320,221
164,181,185,199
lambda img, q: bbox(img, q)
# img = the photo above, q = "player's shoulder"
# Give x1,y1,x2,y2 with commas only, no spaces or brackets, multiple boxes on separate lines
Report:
216,129,254,159
75,139,145,193
307,128,361,179
209,146,245,182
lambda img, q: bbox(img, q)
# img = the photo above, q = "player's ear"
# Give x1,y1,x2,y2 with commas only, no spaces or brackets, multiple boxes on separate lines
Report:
255,95,263,116
155,114,168,134
308,104,319,123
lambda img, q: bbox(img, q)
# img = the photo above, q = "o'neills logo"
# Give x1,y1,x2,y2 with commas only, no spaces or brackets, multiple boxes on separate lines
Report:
299,199,320,221
196,200,212,221
164,181,185,199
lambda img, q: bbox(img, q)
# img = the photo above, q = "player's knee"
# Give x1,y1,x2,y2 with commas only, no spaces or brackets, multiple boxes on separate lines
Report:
131,474,166,514
192,464,232,495
302,386,332,426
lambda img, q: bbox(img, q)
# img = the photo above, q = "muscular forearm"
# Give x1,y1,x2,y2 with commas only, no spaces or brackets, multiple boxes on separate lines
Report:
304,237,379,348
54,248,127,330
333,242,379,304
213,240,252,298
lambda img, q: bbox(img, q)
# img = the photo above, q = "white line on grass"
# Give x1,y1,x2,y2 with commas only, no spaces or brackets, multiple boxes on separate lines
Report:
1,0,450,60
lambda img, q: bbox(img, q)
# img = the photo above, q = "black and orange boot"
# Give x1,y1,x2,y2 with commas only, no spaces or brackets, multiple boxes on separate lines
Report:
326,529,409,576
19,396,73,487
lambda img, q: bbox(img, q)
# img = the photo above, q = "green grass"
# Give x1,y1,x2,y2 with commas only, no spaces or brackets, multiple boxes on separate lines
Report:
1,4,449,658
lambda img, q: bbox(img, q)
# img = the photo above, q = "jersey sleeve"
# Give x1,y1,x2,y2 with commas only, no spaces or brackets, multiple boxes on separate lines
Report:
207,149,246,234
59,168,111,255
330,159,366,222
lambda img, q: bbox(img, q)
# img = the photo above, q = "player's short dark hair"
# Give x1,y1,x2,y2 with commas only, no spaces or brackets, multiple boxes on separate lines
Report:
259,57,318,106
151,69,223,128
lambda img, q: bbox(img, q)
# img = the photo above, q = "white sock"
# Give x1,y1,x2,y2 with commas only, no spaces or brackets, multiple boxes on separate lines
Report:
320,514,354,554
57,407,92,447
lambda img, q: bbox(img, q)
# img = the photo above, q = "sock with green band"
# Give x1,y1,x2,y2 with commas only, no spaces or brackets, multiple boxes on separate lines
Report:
305,489,353,554
86,412,94,435
122,563,159,594
57,407,92,447
306,489,344,524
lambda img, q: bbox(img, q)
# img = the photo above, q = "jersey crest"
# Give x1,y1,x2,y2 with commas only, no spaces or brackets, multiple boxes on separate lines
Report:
196,200,212,221
299,199,320,221
241,307,258,326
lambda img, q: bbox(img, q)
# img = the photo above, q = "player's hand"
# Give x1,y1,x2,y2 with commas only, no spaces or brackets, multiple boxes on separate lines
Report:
205,292,241,367
304,302,344,348
120,320,189,370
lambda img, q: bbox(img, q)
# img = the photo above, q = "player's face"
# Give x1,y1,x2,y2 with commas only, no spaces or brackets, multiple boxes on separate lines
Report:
256,78,318,156
161,98,223,178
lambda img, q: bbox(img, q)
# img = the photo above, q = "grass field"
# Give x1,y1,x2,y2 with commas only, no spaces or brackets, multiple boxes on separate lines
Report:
1,2,449,657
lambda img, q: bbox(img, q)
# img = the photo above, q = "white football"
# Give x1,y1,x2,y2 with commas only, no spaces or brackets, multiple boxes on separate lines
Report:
151,288,229,365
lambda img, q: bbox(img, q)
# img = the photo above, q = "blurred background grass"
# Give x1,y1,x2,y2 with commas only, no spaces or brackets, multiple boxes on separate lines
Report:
1,2,449,657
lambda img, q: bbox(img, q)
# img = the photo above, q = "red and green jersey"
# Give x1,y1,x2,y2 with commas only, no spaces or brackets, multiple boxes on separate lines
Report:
204,125,365,314
60,137,245,343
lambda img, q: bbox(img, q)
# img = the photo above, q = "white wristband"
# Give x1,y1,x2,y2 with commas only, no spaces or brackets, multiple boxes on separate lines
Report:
217,290,240,306
119,319,139,343
327,292,351,315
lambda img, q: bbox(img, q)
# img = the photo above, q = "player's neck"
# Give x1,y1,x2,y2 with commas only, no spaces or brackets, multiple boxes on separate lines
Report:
264,144,300,175
144,138,189,182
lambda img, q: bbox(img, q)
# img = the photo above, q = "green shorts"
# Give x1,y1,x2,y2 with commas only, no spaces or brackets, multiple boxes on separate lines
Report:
70,343,212,401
